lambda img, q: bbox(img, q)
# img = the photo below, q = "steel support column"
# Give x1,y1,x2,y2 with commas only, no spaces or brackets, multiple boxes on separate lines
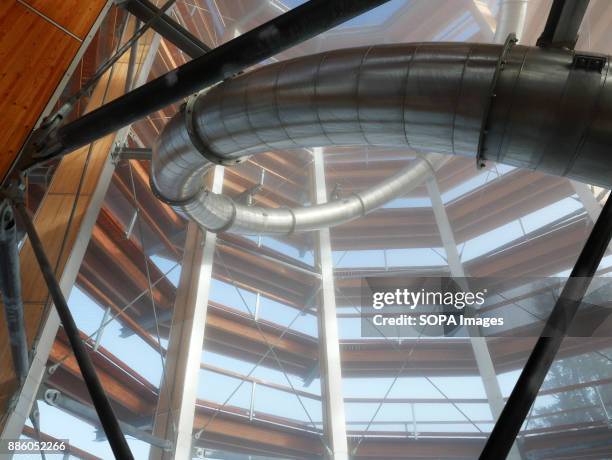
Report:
312,148,349,460
150,167,224,460
425,174,522,460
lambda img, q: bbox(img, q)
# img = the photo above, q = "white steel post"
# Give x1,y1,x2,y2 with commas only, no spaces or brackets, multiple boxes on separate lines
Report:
312,148,349,460
426,175,522,460
571,180,602,221
150,167,224,460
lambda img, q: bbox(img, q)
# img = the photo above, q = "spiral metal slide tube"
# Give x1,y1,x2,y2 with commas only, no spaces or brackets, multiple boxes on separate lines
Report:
151,41,498,234
148,2,527,235
150,3,531,235
494,0,528,43
152,33,611,235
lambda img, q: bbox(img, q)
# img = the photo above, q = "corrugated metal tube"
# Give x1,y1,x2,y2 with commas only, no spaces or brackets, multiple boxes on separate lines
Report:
152,41,611,234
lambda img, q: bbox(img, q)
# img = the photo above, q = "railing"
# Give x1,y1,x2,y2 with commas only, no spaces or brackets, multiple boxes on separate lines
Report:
198,362,612,438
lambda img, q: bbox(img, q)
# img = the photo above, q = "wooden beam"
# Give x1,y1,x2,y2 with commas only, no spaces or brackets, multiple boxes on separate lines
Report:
49,334,155,415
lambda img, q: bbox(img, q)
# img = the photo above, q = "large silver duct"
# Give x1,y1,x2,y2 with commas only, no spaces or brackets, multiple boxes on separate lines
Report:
150,3,532,236
150,40,468,235
152,41,611,236
150,3,532,235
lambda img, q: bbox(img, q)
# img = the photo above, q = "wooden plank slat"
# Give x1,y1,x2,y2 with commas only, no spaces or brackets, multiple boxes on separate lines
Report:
0,1,82,180
22,0,108,40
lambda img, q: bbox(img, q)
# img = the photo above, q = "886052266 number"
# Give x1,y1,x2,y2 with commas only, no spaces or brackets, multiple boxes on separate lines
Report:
1,439,68,454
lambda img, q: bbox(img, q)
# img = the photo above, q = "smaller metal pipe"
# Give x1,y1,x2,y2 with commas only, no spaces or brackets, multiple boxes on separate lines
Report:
480,194,612,459
13,201,134,460
536,0,590,49
494,0,528,43
0,200,29,382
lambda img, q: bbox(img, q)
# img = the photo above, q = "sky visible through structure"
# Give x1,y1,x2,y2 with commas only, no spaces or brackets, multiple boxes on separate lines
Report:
23,164,606,458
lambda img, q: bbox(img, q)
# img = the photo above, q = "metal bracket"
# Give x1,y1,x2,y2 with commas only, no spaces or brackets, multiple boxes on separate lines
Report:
0,199,14,239
47,362,60,376
19,102,74,171
573,53,607,73
183,96,248,166
43,388,61,407
0,174,26,205
476,33,518,170
330,183,342,201
236,184,263,205
192,447,206,458
110,142,125,165
236,168,266,205
302,361,320,387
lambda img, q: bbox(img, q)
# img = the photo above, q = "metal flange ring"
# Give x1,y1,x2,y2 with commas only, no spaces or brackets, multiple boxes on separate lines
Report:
476,33,518,170
149,177,203,207
184,95,248,167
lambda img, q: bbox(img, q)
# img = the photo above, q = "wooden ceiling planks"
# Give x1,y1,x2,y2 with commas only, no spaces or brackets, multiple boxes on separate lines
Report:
0,0,109,183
